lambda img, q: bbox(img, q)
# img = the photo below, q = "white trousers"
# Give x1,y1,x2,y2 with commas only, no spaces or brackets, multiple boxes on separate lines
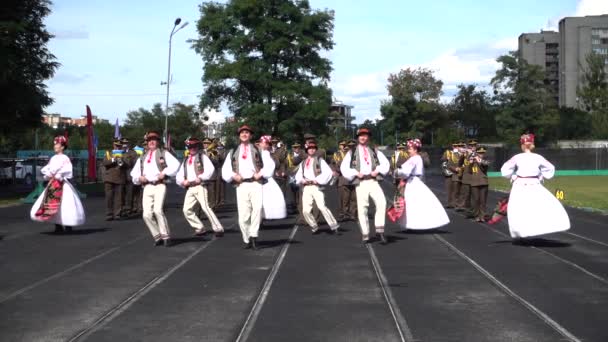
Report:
355,179,387,238
302,185,338,231
183,185,224,232
236,182,263,243
142,184,170,240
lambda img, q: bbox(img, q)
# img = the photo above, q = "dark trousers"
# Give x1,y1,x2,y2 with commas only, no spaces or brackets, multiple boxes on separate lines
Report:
338,185,357,219
206,181,217,208
471,185,489,220
215,178,225,206
450,181,461,208
105,182,124,218
444,177,453,207
458,183,472,210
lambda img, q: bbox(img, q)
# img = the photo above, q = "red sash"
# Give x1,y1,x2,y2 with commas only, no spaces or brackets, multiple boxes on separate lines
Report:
35,178,64,221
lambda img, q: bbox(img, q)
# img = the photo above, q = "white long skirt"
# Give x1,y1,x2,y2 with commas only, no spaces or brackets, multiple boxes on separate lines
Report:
399,177,450,230
507,178,570,238
30,180,86,226
262,177,287,220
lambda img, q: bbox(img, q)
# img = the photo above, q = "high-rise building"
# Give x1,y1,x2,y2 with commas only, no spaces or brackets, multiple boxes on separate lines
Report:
559,15,608,108
518,30,560,104
519,15,608,109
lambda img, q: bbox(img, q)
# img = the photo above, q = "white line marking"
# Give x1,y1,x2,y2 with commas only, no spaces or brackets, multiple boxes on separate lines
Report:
566,232,608,248
367,244,415,342
433,234,582,342
235,224,299,342
484,225,608,286
68,233,221,342
0,235,147,304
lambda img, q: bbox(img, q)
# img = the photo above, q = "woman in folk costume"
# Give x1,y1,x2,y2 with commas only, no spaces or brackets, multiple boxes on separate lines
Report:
500,134,570,241
258,135,287,220
397,139,450,230
30,136,85,233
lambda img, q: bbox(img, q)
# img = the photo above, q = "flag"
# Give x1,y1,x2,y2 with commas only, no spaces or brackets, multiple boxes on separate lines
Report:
114,118,121,139
86,105,97,181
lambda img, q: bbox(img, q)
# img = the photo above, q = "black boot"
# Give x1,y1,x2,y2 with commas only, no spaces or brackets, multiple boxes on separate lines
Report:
251,237,258,250
64,226,73,233
154,239,163,247
163,239,173,247
54,224,64,234
243,241,252,249
379,233,387,245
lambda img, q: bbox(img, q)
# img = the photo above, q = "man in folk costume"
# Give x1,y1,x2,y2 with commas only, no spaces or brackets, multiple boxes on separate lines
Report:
500,133,570,242
214,139,227,207
203,138,219,209
340,128,390,244
222,125,274,250
457,139,477,213
130,131,180,247
177,137,224,237
103,139,127,221
331,141,356,222
294,133,323,225
121,138,140,218
295,142,340,234
470,147,490,222
31,136,85,233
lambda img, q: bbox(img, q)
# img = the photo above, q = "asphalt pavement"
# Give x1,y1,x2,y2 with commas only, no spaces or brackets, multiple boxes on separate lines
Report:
0,177,607,342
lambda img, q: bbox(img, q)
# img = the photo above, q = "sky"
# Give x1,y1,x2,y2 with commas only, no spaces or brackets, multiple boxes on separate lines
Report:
44,0,608,124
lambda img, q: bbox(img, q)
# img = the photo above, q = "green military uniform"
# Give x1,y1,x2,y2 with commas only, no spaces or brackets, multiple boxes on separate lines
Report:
271,138,288,195
441,143,459,208
103,140,127,220
449,142,465,209
470,147,490,222
214,140,226,207
390,143,409,185
121,138,140,216
331,141,357,221
457,140,477,212
203,138,220,208
286,143,302,212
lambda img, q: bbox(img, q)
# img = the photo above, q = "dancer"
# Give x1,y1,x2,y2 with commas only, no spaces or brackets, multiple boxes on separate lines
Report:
295,142,340,234
397,139,450,230
340,128,390,244
176,137,224,237
258,135,287,220
31,136,85,233
500,133,570,242
222,125,274,250
130,131,180,247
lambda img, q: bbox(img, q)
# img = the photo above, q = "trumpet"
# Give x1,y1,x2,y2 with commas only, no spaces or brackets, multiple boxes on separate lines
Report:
112,149,125,167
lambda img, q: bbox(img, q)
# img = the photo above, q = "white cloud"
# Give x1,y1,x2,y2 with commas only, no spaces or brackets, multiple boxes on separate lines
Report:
575,0,608,16
203,107,225,123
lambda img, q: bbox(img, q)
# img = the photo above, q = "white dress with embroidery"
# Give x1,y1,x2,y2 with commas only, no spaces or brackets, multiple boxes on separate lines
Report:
30,154,86,226
501,152,570,238
261,150,287,220
397,155,450,230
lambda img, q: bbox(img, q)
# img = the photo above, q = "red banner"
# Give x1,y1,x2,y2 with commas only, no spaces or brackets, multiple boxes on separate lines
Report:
86,105,97,181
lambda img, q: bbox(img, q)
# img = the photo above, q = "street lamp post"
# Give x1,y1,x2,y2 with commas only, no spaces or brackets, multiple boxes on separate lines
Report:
163,17,189,145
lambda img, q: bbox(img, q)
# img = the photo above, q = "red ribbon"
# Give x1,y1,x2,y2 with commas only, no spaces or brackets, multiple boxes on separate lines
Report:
363,147,370,165
306,157,311,168
242,144,248,160
147,151,153,164
188,155,193,165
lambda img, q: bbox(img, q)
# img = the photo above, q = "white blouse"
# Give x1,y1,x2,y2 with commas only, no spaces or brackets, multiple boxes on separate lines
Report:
130,149,180,185
398,154,424,178
175,153,215,186
295,157,333,185
340,145,390,181
221,147,274,183
41,154,73,181
500,152,555,180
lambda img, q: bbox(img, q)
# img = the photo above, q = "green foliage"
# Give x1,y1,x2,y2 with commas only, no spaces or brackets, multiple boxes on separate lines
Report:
491,52,559,146
577,52,608,112
379,67,444,145
558,107,592,139
0,0,59,141
452,84,496,139
191,0,335,139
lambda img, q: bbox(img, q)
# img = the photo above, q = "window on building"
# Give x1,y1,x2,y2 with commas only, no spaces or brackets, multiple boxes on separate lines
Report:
593,47,608,55
592,39,601,45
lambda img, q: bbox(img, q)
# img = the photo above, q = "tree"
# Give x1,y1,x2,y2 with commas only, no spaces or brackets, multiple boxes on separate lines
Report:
558,107,592,140
452,84,496,139
191,0,335,140
577,52,608,138
0,0,59,136
380,67,445,145
491,52,559,145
